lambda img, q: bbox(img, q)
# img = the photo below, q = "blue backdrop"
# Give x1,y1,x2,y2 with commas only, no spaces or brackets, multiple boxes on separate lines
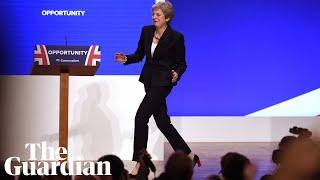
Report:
0,0,153,74
168,0,320,116
1,0,319,116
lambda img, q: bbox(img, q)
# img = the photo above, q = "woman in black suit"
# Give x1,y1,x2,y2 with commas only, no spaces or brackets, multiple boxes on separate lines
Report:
115,1,201,175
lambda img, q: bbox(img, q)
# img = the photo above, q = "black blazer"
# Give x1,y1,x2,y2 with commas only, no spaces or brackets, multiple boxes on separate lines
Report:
125,25,187,86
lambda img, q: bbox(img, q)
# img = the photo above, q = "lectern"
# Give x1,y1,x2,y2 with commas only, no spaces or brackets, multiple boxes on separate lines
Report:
31,44,101,158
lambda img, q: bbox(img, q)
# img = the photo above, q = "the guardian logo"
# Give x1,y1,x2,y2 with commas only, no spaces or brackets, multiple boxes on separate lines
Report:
42,10,86,16
4,142,110,176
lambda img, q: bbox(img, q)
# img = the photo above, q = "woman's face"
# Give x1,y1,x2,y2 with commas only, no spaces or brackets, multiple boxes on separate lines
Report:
152,8,167,28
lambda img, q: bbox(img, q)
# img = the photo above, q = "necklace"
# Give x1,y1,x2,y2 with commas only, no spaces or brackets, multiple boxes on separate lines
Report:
154,25,167,41
154,31,163,40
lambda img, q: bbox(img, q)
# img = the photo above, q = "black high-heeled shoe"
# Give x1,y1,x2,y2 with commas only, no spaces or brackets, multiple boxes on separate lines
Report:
193,154,202,167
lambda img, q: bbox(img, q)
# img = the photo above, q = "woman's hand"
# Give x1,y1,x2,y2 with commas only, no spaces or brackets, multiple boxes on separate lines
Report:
115,52,127,63
171,70,178,83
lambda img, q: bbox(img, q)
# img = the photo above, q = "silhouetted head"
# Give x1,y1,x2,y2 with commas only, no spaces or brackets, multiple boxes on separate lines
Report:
0,165,14,180
18,169,42,180
260,174,273,180
272,149,282,165
279,136,297,150
274,138,320,180
220,152,253,180
164,151,193,180
206,174,221,180
43,166,71,180
97,154,125,180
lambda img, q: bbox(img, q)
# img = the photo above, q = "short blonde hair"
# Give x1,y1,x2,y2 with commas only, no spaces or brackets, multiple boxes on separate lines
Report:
152,1,174,23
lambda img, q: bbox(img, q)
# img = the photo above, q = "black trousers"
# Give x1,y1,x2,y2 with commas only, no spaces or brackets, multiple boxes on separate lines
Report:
132,84,192,161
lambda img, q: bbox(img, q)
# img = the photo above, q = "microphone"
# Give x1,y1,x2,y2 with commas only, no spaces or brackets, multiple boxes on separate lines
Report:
64,32,68,47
